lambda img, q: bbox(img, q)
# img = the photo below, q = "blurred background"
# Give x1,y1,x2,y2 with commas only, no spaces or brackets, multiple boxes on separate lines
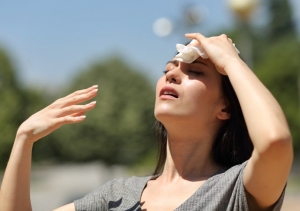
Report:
0,0,299,210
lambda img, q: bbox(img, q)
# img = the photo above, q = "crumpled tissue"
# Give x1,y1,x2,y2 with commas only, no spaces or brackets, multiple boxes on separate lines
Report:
174,40,240,63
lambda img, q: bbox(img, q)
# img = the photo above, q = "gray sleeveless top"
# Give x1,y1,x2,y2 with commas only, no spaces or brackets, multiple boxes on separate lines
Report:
74,161,285,211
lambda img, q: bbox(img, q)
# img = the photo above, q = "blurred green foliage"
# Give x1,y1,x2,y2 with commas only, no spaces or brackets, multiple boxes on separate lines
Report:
32,57,157,166
0,48,22,168
255,0,299,152
0,52,157,169
254,37,300,152
269,0,297,42
0,0,299,169
0,48,48,169
221,0,300,152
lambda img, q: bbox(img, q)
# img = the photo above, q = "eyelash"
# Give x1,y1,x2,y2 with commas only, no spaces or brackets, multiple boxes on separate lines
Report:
163,70,203,76
188,70,203,76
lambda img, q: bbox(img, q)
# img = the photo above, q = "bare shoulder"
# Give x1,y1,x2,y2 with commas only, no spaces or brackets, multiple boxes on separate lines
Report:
53,203,75,211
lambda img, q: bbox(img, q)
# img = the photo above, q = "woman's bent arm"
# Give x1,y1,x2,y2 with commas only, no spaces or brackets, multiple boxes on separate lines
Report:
0,85,98,211
186,33,293,209
225,59,293,208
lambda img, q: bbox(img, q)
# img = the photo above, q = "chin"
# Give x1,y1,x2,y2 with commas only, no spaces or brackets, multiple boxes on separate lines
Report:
154,108,183,124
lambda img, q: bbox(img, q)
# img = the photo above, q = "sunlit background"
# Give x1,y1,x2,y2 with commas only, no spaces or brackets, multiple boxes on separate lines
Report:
0,0,300,210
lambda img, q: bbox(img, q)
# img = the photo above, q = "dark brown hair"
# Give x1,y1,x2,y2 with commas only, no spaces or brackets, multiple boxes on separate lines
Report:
153,75,253,175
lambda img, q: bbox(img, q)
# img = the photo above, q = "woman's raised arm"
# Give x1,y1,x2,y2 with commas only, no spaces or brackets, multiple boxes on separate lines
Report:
0,85,98,211
186,33,293,210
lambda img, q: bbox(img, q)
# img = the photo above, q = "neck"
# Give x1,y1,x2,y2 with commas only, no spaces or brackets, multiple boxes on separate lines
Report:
160,126,221,182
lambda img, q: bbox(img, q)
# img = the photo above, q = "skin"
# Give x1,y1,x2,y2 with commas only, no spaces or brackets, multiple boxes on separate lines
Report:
0,34,293,211
141,34,293,211
185,33,293,210
141,54,230,211
0,85,98,211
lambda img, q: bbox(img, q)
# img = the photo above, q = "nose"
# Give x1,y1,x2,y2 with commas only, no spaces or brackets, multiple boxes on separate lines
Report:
165,67,181,84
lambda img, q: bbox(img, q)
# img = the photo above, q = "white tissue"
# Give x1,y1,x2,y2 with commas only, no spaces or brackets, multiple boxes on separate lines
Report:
174,41,240,63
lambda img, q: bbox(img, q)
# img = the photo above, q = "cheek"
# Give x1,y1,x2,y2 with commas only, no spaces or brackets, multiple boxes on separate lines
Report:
183,80,220,112
184,80,207,101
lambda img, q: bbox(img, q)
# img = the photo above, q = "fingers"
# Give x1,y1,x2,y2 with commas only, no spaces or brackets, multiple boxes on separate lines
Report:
54,85,98,108
71,111,85,117
185,33,206,44
58,101,97,117
185,32,206,39
55,104,93,126
66,85,98,98
55,115,87,126
185,33,232,44
64,88,98,107
47,85,98,126
16,85,99,143
52,102,95,127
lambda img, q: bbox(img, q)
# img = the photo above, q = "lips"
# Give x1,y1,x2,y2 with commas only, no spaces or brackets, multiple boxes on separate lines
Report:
159,86,179,99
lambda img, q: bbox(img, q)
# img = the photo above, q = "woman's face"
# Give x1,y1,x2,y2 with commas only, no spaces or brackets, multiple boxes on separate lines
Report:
154,56,228,128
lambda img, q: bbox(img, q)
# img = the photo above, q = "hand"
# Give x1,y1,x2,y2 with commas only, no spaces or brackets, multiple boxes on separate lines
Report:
185,33,242,75
16,85,98,144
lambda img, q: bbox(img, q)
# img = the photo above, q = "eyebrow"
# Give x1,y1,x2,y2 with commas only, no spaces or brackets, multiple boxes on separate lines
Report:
166,59,208,67
166,60,179,66
192,60,209,67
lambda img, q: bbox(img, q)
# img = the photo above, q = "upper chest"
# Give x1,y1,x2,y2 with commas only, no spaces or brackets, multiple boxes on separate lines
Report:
140,179,206,211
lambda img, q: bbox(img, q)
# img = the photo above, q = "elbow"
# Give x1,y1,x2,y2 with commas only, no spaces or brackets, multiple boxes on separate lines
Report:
258,129,293,158
253,129,293,158
268,129,293,147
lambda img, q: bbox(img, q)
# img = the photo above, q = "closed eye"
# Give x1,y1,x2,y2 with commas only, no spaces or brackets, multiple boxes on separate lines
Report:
188,70,204,76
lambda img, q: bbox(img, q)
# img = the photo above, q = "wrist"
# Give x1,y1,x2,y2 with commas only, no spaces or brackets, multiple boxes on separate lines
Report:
224,57,249,75
15,130,35,147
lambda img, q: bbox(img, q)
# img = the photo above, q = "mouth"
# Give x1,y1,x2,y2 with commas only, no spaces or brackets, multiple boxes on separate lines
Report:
160,87,179,98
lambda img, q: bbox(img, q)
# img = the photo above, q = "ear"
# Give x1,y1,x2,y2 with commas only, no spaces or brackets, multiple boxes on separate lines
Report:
216,106,231,120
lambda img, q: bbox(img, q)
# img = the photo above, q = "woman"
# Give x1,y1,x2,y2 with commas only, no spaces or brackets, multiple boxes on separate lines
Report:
0,33,293,211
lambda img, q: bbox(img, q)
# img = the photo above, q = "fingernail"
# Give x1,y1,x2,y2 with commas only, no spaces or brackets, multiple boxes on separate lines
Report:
89,101,97,105
91,89,98,93
190,39,198,44
77,115,86,120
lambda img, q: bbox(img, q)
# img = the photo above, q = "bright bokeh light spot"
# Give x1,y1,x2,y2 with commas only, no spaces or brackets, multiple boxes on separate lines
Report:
228,0,259,20
153,18,173,37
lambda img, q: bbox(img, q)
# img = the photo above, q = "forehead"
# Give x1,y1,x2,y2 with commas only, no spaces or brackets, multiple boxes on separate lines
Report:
168,56,215,68
191,56,214,67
